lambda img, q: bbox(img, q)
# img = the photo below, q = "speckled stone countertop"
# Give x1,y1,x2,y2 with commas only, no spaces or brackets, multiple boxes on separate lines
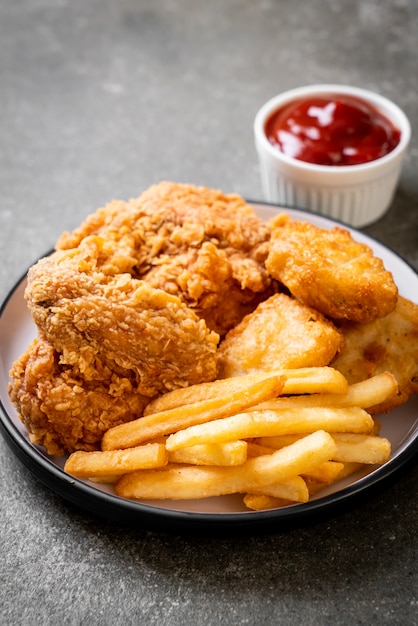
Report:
1,2,417,624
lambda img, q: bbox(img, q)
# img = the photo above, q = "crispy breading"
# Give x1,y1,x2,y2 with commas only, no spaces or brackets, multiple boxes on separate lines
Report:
57,181,273,336
217,292,344,378
10,182,276,455
11,235,220,455
266,215,398,323
9,335,150,456
25,239,220,398
331,296,418,413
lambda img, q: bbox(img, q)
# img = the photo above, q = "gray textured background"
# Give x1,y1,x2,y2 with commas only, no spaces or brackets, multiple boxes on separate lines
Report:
1,1,417,624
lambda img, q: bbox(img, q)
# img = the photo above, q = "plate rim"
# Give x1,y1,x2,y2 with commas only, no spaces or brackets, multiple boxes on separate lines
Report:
1,201,417,534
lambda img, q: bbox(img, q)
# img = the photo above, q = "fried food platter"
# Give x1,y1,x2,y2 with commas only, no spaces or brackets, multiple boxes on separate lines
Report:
1,204,417,535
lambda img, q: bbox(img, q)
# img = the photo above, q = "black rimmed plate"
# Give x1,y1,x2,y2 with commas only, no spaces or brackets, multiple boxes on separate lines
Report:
1,204,418,535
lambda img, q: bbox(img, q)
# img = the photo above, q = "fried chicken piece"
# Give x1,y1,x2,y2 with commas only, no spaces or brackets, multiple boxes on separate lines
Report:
217,293,343,378
266,214,398,323
331,296,418,413
9,335,150,456
10,182,272,455
56,181,273,336
25,237,219,399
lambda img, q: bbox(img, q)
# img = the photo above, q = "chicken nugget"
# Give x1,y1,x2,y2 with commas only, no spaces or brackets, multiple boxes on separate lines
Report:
266,215,398,323
331,296,418,413
218,292,343,378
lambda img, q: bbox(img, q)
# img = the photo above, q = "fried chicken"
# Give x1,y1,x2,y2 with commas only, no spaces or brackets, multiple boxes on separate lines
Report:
218,293,343,378
9,335,150,456
331,296,418,413
57,181,273,337
266,214,398,323
25,238,219,398
11,240,219,454
10,181,273,455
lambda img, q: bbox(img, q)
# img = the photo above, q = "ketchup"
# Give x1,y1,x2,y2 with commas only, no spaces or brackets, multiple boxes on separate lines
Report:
265,94,401,166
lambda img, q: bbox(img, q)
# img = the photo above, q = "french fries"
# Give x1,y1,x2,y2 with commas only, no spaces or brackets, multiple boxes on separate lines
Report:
64,368,397,511
144,366,348,415
165,406,374,451
331,433,391,464
167,441,248,466
101,373,285,451
255,432,391,464
255,476,309,502
243,494,294,511
64,443,167,479
115,431,336,501
256,371,398,411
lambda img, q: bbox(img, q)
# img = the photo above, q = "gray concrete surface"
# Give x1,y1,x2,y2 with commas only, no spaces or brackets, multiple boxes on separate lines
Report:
1,1,417,624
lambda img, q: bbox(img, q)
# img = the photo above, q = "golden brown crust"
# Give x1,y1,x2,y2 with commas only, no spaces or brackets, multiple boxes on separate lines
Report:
9,336,150,456
331,296,418,412
57,181,273,336
26,240,220,398
266,216,398,323
218,293,343,378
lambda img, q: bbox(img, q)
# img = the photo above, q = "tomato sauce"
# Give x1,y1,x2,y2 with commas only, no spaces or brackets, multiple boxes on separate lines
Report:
265,94,401,166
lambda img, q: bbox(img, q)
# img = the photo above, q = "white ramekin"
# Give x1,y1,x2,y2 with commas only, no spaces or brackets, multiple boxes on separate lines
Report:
254,84,411,227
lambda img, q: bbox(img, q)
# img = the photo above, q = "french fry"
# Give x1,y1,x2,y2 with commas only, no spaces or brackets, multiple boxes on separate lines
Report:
64,443,167,479
165,406,374,451
102,374,285,451
334,462,364,480
305,461,366,497
255,434,304,449
331,433,391,464
144,367,348,415
143,371,284,415
243,494,293,510
301,461,344,484
277,367,348,395
115,430,337,500
305,479,330,497
238,447,310,501
246,441,277,458
167,441,247,466
256,432,391,464
247,442,344,484
371,418,381,435
253,476,309,502
256,372,398,411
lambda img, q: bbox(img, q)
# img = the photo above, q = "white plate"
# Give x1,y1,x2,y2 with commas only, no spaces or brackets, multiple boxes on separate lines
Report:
1,204,417,534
